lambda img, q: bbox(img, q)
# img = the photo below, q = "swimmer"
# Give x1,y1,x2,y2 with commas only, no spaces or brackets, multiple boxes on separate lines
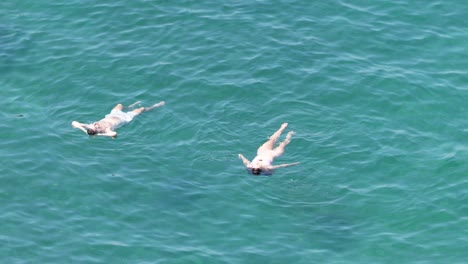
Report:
71,101,165,137
238,123,299,175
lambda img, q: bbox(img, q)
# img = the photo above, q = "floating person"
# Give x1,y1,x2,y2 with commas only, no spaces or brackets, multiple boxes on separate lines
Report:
238,123,299,175
71,101,165,137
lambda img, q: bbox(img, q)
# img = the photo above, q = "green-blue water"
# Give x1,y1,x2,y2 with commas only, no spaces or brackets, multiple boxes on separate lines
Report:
1,1,467,263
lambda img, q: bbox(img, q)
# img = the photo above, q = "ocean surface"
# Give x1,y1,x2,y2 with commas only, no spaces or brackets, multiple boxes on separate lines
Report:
1,0,467,263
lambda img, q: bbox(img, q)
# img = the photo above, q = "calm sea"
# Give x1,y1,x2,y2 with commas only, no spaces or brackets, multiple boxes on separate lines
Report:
1,0,467,263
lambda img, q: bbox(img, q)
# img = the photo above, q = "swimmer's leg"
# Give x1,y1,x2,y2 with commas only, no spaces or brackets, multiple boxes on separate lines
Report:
112,103,124,111
131,107,145,116
128,101,165,117
273,131,295,158
257,123,288,154
128,101,142,108
144,101,165,111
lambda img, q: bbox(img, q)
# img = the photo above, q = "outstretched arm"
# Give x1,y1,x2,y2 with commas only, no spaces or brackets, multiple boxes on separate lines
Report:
238,154,251,167
268,162,300,170
72,121,90,134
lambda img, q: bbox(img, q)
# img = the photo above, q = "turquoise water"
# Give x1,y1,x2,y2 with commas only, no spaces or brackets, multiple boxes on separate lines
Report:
1,0,468,263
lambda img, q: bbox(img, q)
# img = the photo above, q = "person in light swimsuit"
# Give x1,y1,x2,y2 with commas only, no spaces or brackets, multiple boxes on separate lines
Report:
71,101,165,137
238,123,299,175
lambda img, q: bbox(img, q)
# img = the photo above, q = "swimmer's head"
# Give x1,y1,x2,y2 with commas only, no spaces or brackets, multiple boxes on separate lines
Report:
251,168,262,175
86,127,98,136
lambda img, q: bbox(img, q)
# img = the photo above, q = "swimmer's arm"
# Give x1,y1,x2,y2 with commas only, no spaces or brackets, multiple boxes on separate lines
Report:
98,129,117,138
71,121,89,134
269,162,300,170
238,154,251,167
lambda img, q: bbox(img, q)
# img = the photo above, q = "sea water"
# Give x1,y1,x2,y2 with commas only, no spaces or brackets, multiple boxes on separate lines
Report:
1,1,467,263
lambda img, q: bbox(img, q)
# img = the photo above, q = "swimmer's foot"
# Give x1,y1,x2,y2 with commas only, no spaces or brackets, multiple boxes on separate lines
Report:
153,101,165,108
282,131,295,145
286,131,295,140
268,123,289,141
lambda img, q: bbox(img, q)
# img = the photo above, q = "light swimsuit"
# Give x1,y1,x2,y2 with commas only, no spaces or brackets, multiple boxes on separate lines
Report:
105,109,137,123
91,110,137,133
